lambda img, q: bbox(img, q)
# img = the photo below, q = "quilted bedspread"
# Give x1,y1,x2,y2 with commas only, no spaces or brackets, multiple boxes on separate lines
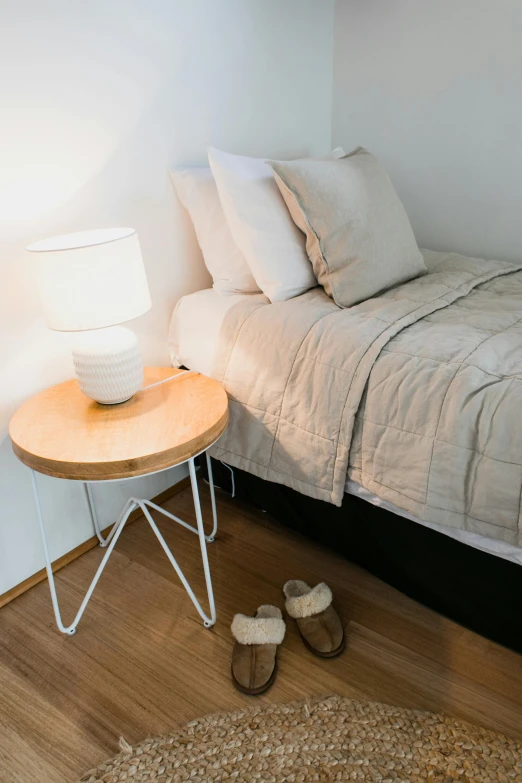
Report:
210,250,522,545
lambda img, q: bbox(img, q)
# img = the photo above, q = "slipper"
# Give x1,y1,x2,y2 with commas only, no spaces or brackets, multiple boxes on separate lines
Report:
231,605,286,695
283,580,345,658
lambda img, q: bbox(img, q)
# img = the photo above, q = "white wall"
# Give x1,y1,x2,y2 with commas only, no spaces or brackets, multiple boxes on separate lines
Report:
0,0,334,593
333,0,522,262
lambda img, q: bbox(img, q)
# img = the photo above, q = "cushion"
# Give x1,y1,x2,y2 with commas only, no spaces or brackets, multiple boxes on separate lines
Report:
170,167,259,295
268,147,426,308
208,147,317,303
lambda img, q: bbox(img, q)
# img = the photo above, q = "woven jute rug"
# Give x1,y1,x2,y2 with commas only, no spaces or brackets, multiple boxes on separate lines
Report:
79,695,522,782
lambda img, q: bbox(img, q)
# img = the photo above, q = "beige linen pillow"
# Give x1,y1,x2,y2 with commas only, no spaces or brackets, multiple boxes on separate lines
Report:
268,147,426,307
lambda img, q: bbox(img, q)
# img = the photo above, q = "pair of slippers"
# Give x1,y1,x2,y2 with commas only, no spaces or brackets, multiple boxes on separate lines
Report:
231,580,344,695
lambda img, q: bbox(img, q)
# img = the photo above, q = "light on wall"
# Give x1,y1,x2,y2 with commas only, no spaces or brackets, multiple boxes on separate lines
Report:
27,227,151,404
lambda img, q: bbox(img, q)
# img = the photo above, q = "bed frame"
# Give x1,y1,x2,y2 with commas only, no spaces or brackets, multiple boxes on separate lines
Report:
205,458,522,654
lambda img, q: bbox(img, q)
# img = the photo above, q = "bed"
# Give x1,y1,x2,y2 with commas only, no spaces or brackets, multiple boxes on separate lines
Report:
169,275,522,653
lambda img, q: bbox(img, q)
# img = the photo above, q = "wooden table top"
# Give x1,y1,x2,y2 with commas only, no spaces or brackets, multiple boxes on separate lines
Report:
9,368,228,481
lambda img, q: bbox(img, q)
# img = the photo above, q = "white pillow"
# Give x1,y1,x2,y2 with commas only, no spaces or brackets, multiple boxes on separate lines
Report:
208,147,318,302
170,167,259,295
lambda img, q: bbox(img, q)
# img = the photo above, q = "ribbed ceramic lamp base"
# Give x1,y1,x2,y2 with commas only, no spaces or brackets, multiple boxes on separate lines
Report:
72,326,144,404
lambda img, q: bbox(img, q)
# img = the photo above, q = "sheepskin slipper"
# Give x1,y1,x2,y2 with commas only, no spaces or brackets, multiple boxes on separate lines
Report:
231,605,286,695
283,580,345,658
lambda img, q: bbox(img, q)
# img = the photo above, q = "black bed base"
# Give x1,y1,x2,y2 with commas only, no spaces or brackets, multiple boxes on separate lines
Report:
205,458,522,654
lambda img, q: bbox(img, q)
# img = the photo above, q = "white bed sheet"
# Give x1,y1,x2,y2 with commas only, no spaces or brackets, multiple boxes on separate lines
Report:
168,288,268,377
169,288,522,566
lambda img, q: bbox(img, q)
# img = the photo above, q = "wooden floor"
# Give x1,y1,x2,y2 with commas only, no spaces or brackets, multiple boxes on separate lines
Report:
0,481,521,782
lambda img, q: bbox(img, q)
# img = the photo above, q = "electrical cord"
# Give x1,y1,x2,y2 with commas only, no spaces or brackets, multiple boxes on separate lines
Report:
140,369,198,391
141,371,237,499
220,461,236,498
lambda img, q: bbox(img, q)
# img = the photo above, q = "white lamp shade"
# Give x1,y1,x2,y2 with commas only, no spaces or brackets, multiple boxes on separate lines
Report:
27,227,151,331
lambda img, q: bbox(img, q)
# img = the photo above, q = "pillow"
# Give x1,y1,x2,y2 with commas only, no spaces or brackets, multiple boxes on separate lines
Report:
170,167,259,295
208,147,317,303
268,147,426,308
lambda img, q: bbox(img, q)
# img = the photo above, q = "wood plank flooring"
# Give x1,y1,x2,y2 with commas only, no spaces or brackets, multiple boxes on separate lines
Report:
0,481,521,782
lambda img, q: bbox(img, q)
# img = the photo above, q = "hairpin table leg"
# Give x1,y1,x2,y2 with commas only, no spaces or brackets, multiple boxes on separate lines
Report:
31,451,218,635
32,470,135,635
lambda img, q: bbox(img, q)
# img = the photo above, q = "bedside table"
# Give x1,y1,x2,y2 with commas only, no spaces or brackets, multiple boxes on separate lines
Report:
9,367,228,635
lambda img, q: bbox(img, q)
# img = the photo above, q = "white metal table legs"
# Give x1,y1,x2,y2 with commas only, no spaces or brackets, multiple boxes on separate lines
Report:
31,453,218,635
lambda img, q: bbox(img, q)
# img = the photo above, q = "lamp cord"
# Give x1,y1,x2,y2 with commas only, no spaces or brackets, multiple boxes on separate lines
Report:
142,370,234,497
220,461,236,498
140,370,198,391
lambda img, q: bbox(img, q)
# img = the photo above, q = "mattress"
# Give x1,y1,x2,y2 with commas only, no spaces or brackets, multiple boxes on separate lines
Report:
168,288,522,566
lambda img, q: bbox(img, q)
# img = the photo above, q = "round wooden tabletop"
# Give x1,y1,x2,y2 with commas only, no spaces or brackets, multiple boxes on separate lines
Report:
9,368,228,481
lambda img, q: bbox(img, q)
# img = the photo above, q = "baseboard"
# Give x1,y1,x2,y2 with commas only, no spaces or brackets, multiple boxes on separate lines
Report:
0,475,191,610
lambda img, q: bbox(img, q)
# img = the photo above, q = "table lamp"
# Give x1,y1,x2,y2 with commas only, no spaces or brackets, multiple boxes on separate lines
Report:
28,227,151,404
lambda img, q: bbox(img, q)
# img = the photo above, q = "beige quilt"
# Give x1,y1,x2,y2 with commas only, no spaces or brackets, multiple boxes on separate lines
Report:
210,251,522,546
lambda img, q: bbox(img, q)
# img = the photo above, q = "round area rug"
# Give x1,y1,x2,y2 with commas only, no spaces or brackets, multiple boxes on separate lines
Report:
79,695,522,782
